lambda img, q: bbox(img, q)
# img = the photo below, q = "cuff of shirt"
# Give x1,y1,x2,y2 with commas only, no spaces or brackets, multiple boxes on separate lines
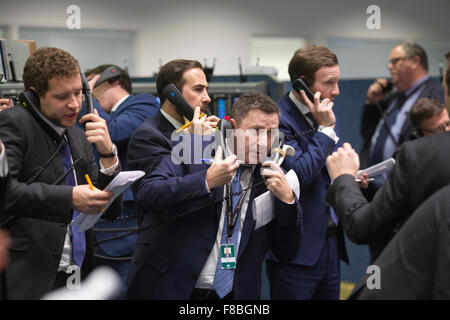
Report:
318,125,339,144
205,179,211,193
99,157,119,176
0,142,8,178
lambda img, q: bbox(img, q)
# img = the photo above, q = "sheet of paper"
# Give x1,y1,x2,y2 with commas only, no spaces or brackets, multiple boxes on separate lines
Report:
71,170,145,232
356,158,395,179
252,169,300,230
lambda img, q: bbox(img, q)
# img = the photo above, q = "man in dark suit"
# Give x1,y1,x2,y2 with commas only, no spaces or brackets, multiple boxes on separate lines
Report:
125,92,302,299
0,47,121,299
347,183,450,299
326,133,450,299
266,45,348,300
79,64,160,291
127,59,218,230
360,42,444,169
360,44,444,260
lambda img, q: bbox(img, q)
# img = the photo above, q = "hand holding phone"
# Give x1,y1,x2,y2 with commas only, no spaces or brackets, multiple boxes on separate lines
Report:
261,161,294,204
292,78,335,127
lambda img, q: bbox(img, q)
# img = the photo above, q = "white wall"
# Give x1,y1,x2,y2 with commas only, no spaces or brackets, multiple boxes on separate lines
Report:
1,0,449,78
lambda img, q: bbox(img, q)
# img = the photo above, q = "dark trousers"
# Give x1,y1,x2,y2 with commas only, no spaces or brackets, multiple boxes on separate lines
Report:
266,229,340,300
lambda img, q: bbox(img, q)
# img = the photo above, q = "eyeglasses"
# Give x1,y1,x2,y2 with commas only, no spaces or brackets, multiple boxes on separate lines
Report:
420,120,450,134
388,57,407,66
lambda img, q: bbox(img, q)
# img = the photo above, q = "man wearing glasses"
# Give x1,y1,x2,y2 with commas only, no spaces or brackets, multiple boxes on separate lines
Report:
409,98,450,138
359,42,444,261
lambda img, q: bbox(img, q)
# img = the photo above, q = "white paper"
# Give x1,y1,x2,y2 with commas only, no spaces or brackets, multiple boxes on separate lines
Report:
252,169,300,230
71,170,145,232
356,158,396,179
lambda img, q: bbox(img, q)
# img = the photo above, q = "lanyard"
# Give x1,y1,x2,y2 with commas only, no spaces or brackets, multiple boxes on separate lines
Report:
225,169,254,243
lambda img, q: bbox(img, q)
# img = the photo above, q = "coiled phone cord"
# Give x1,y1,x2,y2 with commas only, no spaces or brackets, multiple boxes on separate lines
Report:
94,179,266,245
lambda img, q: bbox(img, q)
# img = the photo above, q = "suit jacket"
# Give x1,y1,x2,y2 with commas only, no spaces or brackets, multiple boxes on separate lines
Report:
359,77,444,169
266,92,348,266
125,153,302,300
0,106,121,299
348,183,450,299
88,93,159,256
0,148,9,213
327,131,450,249
0,175,9,214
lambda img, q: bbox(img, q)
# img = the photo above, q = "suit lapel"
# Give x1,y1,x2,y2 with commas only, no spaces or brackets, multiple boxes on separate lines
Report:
155,111,176,140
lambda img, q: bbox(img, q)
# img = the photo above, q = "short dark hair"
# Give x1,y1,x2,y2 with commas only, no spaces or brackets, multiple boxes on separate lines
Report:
156,59,203,105
397,42,429,71
23,47,80,96
288,45,338,85
410,98,445,129
231,92,280,127
85,64,132,94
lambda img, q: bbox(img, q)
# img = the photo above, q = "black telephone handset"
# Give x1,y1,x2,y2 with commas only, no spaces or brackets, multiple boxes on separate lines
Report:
163,83,195,121
81,72,94,115
292,78,317,103
381,80,393,94
19,90,63,142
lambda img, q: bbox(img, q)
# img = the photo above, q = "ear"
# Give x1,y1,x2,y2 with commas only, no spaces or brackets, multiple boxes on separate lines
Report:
229,118,237,129
411,55,421,68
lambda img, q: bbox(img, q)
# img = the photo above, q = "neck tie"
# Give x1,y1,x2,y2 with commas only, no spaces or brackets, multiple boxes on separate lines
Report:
369,93,407,166
60,137,86,268
213,166,245,299
305,112,319,129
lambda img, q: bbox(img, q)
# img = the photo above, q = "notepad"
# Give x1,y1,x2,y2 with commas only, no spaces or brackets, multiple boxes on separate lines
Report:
356,158,396,179
252,169,300,230
71,170,145,232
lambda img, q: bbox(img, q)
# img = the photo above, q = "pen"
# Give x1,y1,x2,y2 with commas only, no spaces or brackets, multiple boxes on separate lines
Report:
85,174,94,190
85,174,104,212
176,113,206,133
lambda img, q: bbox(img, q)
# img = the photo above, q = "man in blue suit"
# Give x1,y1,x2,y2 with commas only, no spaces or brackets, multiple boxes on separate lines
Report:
266,45,348,300
81,64,160,292
125,92,302,299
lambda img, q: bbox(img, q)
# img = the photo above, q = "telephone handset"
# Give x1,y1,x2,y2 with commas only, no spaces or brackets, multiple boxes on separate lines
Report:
81,72,94,115
163,83,195,121
292,77,319,103
19,89,63,142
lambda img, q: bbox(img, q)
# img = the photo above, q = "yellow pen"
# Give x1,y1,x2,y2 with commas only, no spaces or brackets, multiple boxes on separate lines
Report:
176,113,206,133
85,174,104,212
85,174,94,191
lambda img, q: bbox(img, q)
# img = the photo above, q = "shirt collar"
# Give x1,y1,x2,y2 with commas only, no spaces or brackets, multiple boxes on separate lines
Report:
160,109,184,130
41,110,66,137
405,75,429,97
289,90,310,116
111,94,129,113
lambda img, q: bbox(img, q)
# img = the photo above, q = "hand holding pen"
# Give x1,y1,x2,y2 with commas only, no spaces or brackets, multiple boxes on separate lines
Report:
71,174,113,215
179,106,219,135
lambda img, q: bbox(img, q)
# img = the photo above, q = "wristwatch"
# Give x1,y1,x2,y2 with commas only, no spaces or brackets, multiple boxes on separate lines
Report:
98,144,117,158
